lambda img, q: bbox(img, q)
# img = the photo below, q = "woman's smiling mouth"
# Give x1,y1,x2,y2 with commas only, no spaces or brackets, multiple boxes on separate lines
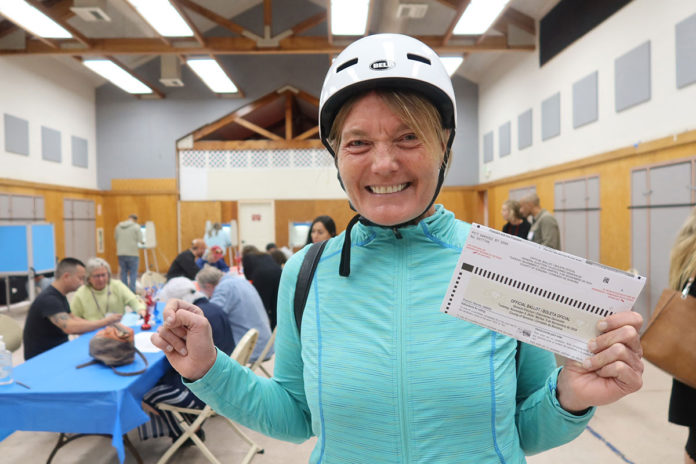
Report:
368,183,409,194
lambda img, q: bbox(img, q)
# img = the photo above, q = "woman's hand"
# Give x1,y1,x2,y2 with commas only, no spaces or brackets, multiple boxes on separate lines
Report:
556,311,644,413
150,299,217,381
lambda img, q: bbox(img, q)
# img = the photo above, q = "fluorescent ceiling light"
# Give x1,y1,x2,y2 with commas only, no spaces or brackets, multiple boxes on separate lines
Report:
186,58,238,94
125,0,193,37
0,0,72,39
83,60,152,95
331,0,370,36
440,56,464,76
453,0,510,35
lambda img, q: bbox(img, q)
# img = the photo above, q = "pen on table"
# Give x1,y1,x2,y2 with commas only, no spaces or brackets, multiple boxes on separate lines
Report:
14,380,31,389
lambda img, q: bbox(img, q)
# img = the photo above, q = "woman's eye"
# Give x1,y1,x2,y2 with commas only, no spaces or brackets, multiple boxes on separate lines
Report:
398,133,420,144
345,140,368,148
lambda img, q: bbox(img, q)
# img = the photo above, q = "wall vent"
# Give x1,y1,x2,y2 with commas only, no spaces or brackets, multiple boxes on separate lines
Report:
71,0,111,22
396,3,428,19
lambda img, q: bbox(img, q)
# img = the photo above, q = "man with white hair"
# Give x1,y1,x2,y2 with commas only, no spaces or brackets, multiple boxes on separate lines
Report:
196,266,273,363
139,276,235,443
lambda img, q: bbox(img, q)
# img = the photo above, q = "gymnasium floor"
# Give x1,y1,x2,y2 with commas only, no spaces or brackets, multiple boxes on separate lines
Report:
0,302,686,464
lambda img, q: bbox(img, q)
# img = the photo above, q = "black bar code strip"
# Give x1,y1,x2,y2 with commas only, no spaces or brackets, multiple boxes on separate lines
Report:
460,262,613,317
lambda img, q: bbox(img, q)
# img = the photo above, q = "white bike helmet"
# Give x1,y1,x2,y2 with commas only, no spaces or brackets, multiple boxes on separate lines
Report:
319,33,457,158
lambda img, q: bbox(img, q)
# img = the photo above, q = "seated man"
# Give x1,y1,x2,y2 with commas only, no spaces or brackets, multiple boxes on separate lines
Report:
196,266,274,362
70,257,145,320
138,277,235,443
22,258,122,360
195,245,230,272
166,239,206,281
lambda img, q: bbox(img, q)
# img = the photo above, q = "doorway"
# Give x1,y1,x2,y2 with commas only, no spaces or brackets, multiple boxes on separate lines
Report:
238,200,275,251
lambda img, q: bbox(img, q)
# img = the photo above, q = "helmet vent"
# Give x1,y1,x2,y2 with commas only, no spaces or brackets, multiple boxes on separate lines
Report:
407,53,431,65
336,58,358,73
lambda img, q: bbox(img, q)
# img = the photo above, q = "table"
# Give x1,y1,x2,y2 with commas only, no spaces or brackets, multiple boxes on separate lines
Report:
0,324,168,463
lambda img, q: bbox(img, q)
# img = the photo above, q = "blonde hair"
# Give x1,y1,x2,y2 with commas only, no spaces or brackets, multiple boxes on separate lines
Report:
327,89,451,170
669,207,696,290
502,199,523,220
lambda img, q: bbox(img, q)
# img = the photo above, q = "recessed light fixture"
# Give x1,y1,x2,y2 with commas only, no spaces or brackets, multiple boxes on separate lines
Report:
440,56,464,76
82,59,153,95
125,0,193,37
186,58,239,94
331,0,370,36
453,0,510,35
0,0,72,39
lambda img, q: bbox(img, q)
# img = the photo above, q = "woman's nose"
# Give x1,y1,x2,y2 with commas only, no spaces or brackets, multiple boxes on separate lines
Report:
370,144,398,174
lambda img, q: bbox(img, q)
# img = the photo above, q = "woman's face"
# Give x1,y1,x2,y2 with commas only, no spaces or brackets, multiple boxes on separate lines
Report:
336,92,441,226
501,204,510,222
88,266,109,291
311,221,332,243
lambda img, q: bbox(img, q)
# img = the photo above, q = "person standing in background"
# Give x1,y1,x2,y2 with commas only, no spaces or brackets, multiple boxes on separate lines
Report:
519,193,561,250
667,207,696,464
501,199,531,239
204,222,232,252
305,215,337,245
115,214,142,292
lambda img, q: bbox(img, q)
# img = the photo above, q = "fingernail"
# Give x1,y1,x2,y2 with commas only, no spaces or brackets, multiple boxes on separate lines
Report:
597,320,608,331
582,358,592,369
166,345,173,352
166,316,174,324
179,348,188,356
588,339,597,352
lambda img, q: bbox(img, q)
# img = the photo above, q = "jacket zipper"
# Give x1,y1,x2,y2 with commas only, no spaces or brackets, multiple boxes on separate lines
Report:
396,234,410,462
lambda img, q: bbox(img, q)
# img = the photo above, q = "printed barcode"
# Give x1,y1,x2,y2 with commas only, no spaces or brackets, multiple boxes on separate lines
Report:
458,262,613,317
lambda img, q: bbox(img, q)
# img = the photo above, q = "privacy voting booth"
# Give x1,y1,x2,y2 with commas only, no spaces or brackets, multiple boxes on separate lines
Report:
0,223,55,309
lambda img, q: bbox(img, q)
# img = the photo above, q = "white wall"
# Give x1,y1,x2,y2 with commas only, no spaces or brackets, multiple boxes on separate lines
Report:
0,57,97,189
478,0,696,182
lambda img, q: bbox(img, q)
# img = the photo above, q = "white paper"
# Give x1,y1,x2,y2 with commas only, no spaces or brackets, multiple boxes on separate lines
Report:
135,331,161,353
441,224,646,361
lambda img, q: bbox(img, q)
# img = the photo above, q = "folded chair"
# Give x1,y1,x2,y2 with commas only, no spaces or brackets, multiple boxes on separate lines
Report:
249,326,276,377
156,328,264,464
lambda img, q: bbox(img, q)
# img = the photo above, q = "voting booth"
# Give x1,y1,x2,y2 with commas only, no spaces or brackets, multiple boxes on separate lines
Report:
0,223,56,308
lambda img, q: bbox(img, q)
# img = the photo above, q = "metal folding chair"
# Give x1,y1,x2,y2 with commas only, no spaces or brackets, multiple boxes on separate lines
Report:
156,328,264,464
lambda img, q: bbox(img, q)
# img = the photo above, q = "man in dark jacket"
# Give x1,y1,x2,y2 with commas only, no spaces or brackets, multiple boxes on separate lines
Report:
165,238,206,280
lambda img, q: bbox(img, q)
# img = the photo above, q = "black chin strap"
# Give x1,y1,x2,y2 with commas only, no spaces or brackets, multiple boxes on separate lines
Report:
337,135,453,278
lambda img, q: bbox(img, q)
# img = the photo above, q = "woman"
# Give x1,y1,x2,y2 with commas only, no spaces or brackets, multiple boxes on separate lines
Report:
204,222,232,251
152,34,644,463
241,245,282,329
305,215,336,245
70,257,145,320
668,208,696,464
502,199,531,239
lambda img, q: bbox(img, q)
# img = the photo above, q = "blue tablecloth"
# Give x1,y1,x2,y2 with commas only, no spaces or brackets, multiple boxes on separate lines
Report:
0,324,168,463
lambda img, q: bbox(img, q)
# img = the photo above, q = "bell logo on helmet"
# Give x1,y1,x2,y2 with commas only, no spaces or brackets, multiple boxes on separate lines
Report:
369,60,395,71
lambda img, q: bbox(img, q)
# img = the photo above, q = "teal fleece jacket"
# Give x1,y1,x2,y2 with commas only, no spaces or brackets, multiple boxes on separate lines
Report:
186,206,593,463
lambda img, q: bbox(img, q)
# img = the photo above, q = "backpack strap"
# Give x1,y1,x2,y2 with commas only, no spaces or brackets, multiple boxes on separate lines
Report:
111,348,149,377
293,240,327,336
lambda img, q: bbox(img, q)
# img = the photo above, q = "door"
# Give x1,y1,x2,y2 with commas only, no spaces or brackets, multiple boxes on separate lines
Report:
238,201,275,251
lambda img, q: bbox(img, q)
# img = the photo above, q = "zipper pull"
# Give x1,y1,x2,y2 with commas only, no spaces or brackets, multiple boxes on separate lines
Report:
392,227,403,239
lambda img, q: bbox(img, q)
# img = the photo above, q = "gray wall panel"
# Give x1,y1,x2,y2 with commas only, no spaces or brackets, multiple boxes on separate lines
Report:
509,186,536,201
587,177,600,208
71,136,88,168
518,108,533,150
483,131,494,163
631,169,648,206
41,126,62,163
630,208,649,319
615,41,651,112
0,194,9,219
563,211,585,257
587,211,600,262
649,162,690,204
4,114,29,156
676,12,696,89
563,179,586,209
498,121,511,158
541,92,561,141
573,71,599,128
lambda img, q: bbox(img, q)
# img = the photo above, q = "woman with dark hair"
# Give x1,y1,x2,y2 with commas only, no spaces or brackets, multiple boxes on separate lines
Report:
241,245,282,329
306,215,337,245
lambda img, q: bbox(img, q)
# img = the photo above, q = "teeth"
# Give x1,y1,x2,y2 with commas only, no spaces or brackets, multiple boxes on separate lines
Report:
371,183,407,194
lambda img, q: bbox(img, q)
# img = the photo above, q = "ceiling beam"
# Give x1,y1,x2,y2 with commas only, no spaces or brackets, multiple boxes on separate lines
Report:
263,0,272,31
498,7,535,35
175,0,249,37
285,93,293,140
171,0,206,47
442,0,472,46
289,11,327,36
25,0,91,47
235,117,283,141
293,126,319,141
192,140,324,150
0,35,532,56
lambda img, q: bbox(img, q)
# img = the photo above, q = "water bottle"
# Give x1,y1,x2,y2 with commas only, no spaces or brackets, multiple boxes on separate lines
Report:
0,335,12,385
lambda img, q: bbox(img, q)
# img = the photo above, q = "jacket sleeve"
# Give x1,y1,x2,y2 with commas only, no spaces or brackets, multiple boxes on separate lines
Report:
538,216,561,249
115,281,145,312
69,290,86,318
184,249,313,442
515,344,594,455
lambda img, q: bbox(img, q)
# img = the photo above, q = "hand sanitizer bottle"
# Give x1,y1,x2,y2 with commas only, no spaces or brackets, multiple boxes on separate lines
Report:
0,335,13,385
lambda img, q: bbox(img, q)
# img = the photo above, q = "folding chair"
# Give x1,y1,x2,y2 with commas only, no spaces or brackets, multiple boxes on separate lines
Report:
249,326,276,377
156,328,264,464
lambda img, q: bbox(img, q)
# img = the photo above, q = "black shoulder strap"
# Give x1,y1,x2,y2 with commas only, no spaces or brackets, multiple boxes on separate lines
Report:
293,240,327,336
